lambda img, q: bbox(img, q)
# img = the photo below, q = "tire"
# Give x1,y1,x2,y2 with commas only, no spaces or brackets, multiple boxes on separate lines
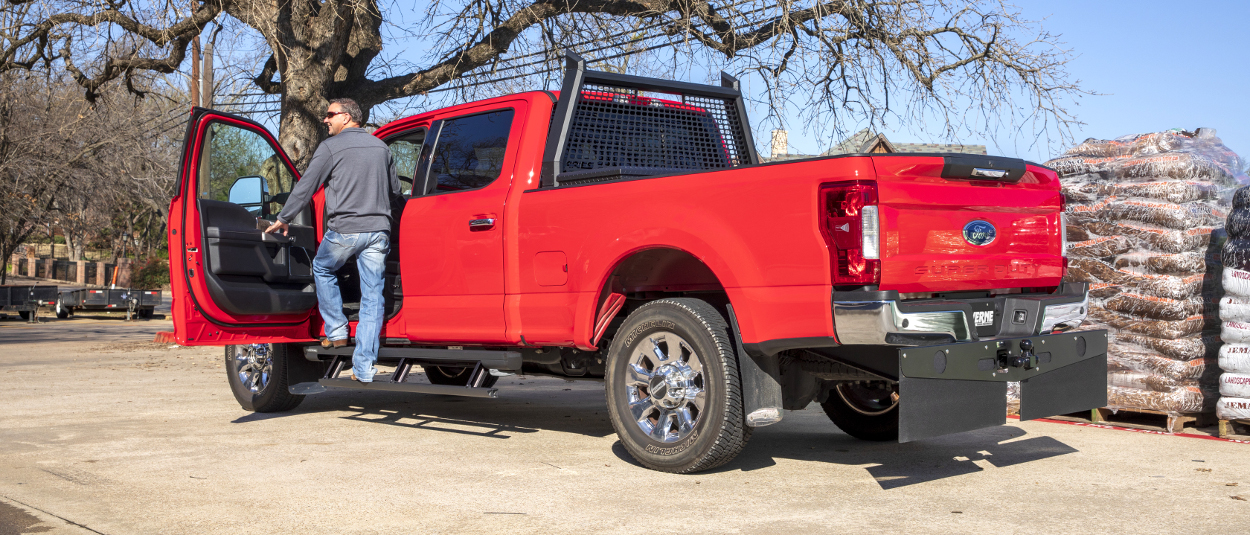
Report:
55,298,70,319
604,298,750,473
138,307,154,319
225,343,306,412
18,311,30,321
820,382,899,441
424,365,499,388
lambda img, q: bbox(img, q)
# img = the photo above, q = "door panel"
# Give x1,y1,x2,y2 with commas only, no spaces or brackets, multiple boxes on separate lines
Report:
201,199,318,315
402,107,520,343
168,108,319,345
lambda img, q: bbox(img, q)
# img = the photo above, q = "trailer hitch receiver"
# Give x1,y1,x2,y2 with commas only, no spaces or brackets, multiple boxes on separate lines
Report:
998,339,1036,371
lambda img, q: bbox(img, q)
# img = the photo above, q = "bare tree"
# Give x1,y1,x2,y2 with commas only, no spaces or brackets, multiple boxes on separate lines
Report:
0,66,179,282
1,0,1085,169
0,72,90,282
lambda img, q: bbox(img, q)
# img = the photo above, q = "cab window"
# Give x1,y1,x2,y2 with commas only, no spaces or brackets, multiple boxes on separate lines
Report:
427,109,514,194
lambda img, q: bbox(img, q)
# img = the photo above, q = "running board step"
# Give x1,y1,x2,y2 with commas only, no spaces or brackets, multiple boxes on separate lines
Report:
304,346,521,370
307,378,497,398
289,356,502,398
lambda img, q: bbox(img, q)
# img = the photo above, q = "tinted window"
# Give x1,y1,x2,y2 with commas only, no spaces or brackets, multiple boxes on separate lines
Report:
387,129,425,196
428,110,514,193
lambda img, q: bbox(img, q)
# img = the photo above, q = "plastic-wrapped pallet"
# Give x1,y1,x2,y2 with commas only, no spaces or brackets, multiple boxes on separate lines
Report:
1218,186,1250,422
1050,128,1247,423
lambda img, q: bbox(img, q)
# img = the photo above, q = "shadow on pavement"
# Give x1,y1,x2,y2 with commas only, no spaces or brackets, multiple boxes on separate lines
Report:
702,424,1078,489
223,377,1077,486
229,385,617,440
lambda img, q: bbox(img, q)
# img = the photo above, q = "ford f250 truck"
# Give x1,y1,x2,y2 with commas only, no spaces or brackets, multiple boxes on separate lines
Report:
167,52,1106,473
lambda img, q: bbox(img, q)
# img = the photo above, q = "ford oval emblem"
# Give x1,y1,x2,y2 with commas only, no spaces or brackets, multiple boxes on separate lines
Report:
963,220,996,246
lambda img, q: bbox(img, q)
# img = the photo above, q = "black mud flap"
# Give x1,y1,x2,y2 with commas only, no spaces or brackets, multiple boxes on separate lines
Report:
897,330,1108,443
899,377,1006,443
1019,353,1109,421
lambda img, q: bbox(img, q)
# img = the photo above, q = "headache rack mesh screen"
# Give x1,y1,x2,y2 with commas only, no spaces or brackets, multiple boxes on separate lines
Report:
560,83,753,176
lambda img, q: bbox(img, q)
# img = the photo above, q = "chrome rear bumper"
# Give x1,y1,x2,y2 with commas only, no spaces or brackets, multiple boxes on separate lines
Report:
832,283,1089,346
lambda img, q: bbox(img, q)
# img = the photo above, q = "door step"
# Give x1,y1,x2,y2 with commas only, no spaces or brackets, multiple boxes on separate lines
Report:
288,355,501,398
311,378,498,398
303,345,521,370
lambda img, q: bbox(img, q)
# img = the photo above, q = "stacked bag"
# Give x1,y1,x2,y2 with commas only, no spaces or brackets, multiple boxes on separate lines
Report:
1048,128,1247,418
1218,186,1250,422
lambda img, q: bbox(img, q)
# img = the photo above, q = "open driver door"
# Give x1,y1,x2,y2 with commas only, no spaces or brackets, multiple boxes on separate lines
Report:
167,108,321,345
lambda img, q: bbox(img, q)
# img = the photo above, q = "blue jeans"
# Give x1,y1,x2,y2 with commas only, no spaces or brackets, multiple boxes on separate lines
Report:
312,229,389,382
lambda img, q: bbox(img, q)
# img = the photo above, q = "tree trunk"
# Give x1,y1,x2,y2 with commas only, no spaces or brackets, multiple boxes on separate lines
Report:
277,85,328,169
229,0,383,170
64,232,81,261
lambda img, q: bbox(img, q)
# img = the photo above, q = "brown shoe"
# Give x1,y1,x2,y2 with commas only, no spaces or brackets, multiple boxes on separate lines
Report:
320,338,348,348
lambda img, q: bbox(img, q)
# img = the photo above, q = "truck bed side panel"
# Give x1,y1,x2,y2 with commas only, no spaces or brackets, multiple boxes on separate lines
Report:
515,157,878,346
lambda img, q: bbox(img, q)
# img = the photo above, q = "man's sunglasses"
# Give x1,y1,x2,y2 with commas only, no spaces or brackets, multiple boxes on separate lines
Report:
324,111,348,119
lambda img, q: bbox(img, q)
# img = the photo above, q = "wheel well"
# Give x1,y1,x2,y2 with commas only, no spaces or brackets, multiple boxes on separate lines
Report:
594,248,729,345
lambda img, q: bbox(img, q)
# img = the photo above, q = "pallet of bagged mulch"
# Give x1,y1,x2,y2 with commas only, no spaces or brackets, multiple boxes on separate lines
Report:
1218,185,1250,437
1052,127,1248,422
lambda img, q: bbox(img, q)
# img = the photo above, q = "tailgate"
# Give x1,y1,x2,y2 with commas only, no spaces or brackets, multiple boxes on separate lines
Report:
872,155,1064,294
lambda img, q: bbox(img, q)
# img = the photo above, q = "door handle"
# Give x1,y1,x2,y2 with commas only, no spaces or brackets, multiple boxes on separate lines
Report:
469,218,496,231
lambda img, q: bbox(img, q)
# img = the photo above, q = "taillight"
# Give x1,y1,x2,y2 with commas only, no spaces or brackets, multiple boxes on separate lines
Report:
820,181,880,286
1059,193,1068,278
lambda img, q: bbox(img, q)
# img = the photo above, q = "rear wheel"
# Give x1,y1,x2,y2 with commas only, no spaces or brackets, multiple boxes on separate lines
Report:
605,298,750,473
423,365,499,388
820,382,899,441
225,343,305,412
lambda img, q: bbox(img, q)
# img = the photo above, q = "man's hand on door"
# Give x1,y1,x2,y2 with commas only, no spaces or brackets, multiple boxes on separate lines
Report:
265,220,289,236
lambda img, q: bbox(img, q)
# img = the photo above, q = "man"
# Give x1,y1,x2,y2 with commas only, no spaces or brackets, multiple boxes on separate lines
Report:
265,98,399,383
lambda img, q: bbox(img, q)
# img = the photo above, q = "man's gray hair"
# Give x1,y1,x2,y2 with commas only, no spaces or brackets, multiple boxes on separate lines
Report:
330,98,363,125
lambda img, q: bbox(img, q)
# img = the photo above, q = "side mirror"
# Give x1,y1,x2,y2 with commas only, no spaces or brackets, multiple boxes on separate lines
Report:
227,176,267,212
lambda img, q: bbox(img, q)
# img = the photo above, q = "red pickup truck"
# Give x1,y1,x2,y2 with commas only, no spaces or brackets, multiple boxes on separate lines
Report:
168,53,1106,473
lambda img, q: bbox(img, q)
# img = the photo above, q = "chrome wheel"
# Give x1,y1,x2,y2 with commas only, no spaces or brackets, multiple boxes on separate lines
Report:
836,382,899,416
234,344,273,394
625,331,706,443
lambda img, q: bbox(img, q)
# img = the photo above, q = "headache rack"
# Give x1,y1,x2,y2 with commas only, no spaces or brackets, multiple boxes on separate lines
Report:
540,51,759,188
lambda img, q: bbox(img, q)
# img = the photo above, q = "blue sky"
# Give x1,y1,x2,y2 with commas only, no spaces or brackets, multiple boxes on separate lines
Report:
782,0,1250,163
226,1,1248,165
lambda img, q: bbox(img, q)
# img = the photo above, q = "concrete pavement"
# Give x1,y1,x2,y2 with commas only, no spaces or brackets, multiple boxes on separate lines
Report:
1,316,1247,534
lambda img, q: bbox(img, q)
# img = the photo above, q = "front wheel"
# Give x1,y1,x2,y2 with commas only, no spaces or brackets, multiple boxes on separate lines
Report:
225,343,305,412
820,382,899,441
604,298,750,473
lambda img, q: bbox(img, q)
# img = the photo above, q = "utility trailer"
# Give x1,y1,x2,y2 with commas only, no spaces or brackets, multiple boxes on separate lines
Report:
56,288,161,320
0,285,60,322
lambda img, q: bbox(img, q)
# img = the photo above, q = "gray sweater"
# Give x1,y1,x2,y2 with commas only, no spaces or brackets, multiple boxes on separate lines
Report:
277,127,399,234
